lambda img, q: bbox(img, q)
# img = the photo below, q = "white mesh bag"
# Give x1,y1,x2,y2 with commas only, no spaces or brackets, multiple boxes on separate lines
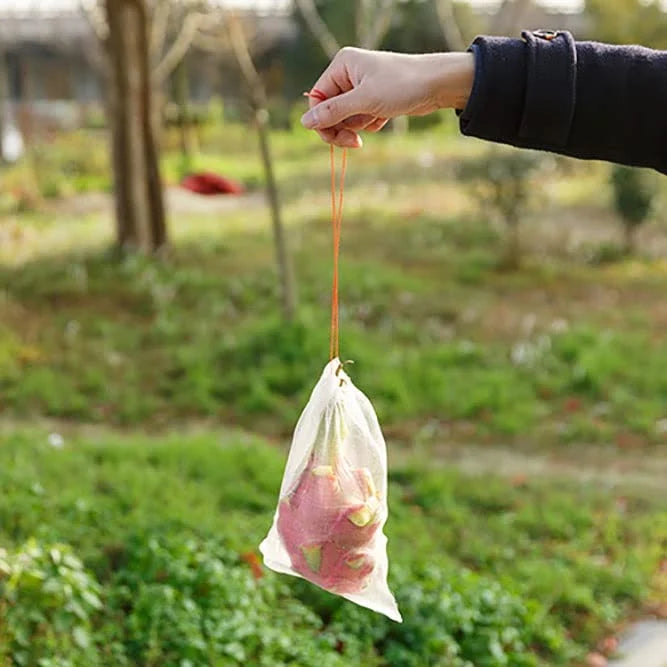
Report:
260,358,401,622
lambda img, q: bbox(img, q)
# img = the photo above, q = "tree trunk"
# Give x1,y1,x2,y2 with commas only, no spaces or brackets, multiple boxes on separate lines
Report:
392,115,408,135
105,0,167,252
623,223,636,255
0,49,7,163
226,14,297,321
175,58,195,176
20,57,44,207
17,59,31,147
295,0,340,59
255,107,297,321
503,219,521,270
151,86,165,151
435,0,467,51
491,0,533,35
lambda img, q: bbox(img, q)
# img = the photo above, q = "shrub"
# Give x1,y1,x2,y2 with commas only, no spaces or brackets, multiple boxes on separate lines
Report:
610,165,657,253
0,535,584,666
106,533,355,666
314,565,576,666
0,540,104,666
458,149,544,269
581,241,627,265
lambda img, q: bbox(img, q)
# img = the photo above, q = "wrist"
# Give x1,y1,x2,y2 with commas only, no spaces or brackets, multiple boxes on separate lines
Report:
426,52,475,111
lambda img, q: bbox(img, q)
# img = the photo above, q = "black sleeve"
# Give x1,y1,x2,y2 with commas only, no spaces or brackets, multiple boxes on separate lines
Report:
458,30,667,174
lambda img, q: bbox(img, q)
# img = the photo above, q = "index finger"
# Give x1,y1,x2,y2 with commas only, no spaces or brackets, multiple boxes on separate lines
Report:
306,57,353,110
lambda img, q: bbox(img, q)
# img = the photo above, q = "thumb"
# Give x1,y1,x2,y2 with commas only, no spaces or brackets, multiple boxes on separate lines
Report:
301,89,366,129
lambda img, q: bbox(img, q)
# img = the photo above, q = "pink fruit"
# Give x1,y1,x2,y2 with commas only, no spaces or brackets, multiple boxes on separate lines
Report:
277,457,381,594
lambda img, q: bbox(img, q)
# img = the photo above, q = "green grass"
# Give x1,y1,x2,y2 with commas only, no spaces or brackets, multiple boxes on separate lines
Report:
1,427,665,665
2,208,667,445
2,122,667,663
2,123,666,445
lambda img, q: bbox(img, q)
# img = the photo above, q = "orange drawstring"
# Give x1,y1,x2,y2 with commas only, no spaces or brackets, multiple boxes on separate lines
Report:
329,144,347,360
304,88,348,361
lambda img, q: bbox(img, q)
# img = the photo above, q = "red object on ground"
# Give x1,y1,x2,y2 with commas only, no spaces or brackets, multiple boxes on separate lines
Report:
181,172,245,196
240,551,264,580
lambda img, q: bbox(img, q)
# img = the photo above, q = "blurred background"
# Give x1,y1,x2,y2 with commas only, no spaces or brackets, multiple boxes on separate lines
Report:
1,1,666,665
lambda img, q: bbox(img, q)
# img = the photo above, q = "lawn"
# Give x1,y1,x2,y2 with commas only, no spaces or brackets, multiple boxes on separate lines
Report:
1,426,665,665
1,122,666,665
2,156,667,445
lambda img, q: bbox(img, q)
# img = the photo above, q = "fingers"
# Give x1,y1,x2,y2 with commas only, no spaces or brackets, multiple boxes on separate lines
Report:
363,117,388,133
302,48,376,146
313,115,386,147
340,115,388,133
313,128,361,148
340,114,375,131
301,87,366,130
336,129,362,148
332,129,362,148
314,116,385,147
307,50,354,108
315,128,337,144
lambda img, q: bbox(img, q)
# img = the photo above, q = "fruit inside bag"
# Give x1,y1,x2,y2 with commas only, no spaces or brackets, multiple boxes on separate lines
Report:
259,358,402,622
261,143,400,620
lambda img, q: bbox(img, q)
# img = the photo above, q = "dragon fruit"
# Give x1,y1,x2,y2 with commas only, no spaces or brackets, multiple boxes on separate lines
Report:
277,456,381,594
260,359,401,621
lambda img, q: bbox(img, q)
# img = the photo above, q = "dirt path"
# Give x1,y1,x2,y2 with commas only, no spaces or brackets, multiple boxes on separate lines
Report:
47,186,265,217
3,417,666,494
413,441,667,495
609,620,667,667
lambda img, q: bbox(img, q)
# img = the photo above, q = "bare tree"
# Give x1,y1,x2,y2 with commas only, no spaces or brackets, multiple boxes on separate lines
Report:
356,0,396,49
434,0,467,52
223,14,297,321
83,0,214,139
435,0,532,51
490,0,533,35
150,3,210,86
196,13,298,320
174,57,196,169
0,47,7,163
146,1,219,140
81,0,216,251
296,0,397,55
295,0,339,58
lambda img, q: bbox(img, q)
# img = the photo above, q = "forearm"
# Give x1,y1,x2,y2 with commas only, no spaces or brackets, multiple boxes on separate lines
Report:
458,31,667,173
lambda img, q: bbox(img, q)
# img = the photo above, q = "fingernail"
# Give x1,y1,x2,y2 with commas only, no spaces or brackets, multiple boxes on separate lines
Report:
301,108,318,129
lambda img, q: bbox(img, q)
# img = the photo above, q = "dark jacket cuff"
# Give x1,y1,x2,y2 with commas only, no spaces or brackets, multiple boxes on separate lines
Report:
459,36,527,143
460,31,577,148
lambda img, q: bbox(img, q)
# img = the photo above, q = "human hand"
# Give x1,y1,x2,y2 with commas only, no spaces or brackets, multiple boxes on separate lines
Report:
301,47,475,148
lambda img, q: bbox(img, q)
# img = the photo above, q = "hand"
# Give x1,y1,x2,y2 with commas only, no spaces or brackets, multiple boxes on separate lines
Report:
301,47,475,148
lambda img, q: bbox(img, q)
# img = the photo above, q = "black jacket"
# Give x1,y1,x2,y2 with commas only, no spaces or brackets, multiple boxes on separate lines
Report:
459,30,667,174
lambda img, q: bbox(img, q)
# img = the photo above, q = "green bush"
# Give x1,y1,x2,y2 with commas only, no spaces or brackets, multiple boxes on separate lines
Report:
407,109,449,132
581,241,627,265
457,149,544,269
0,130,111,205
610,165,657,252
295,565,574,666
106,533,351,666
0,540,103,666
1,431,664,665
0,535,576,666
